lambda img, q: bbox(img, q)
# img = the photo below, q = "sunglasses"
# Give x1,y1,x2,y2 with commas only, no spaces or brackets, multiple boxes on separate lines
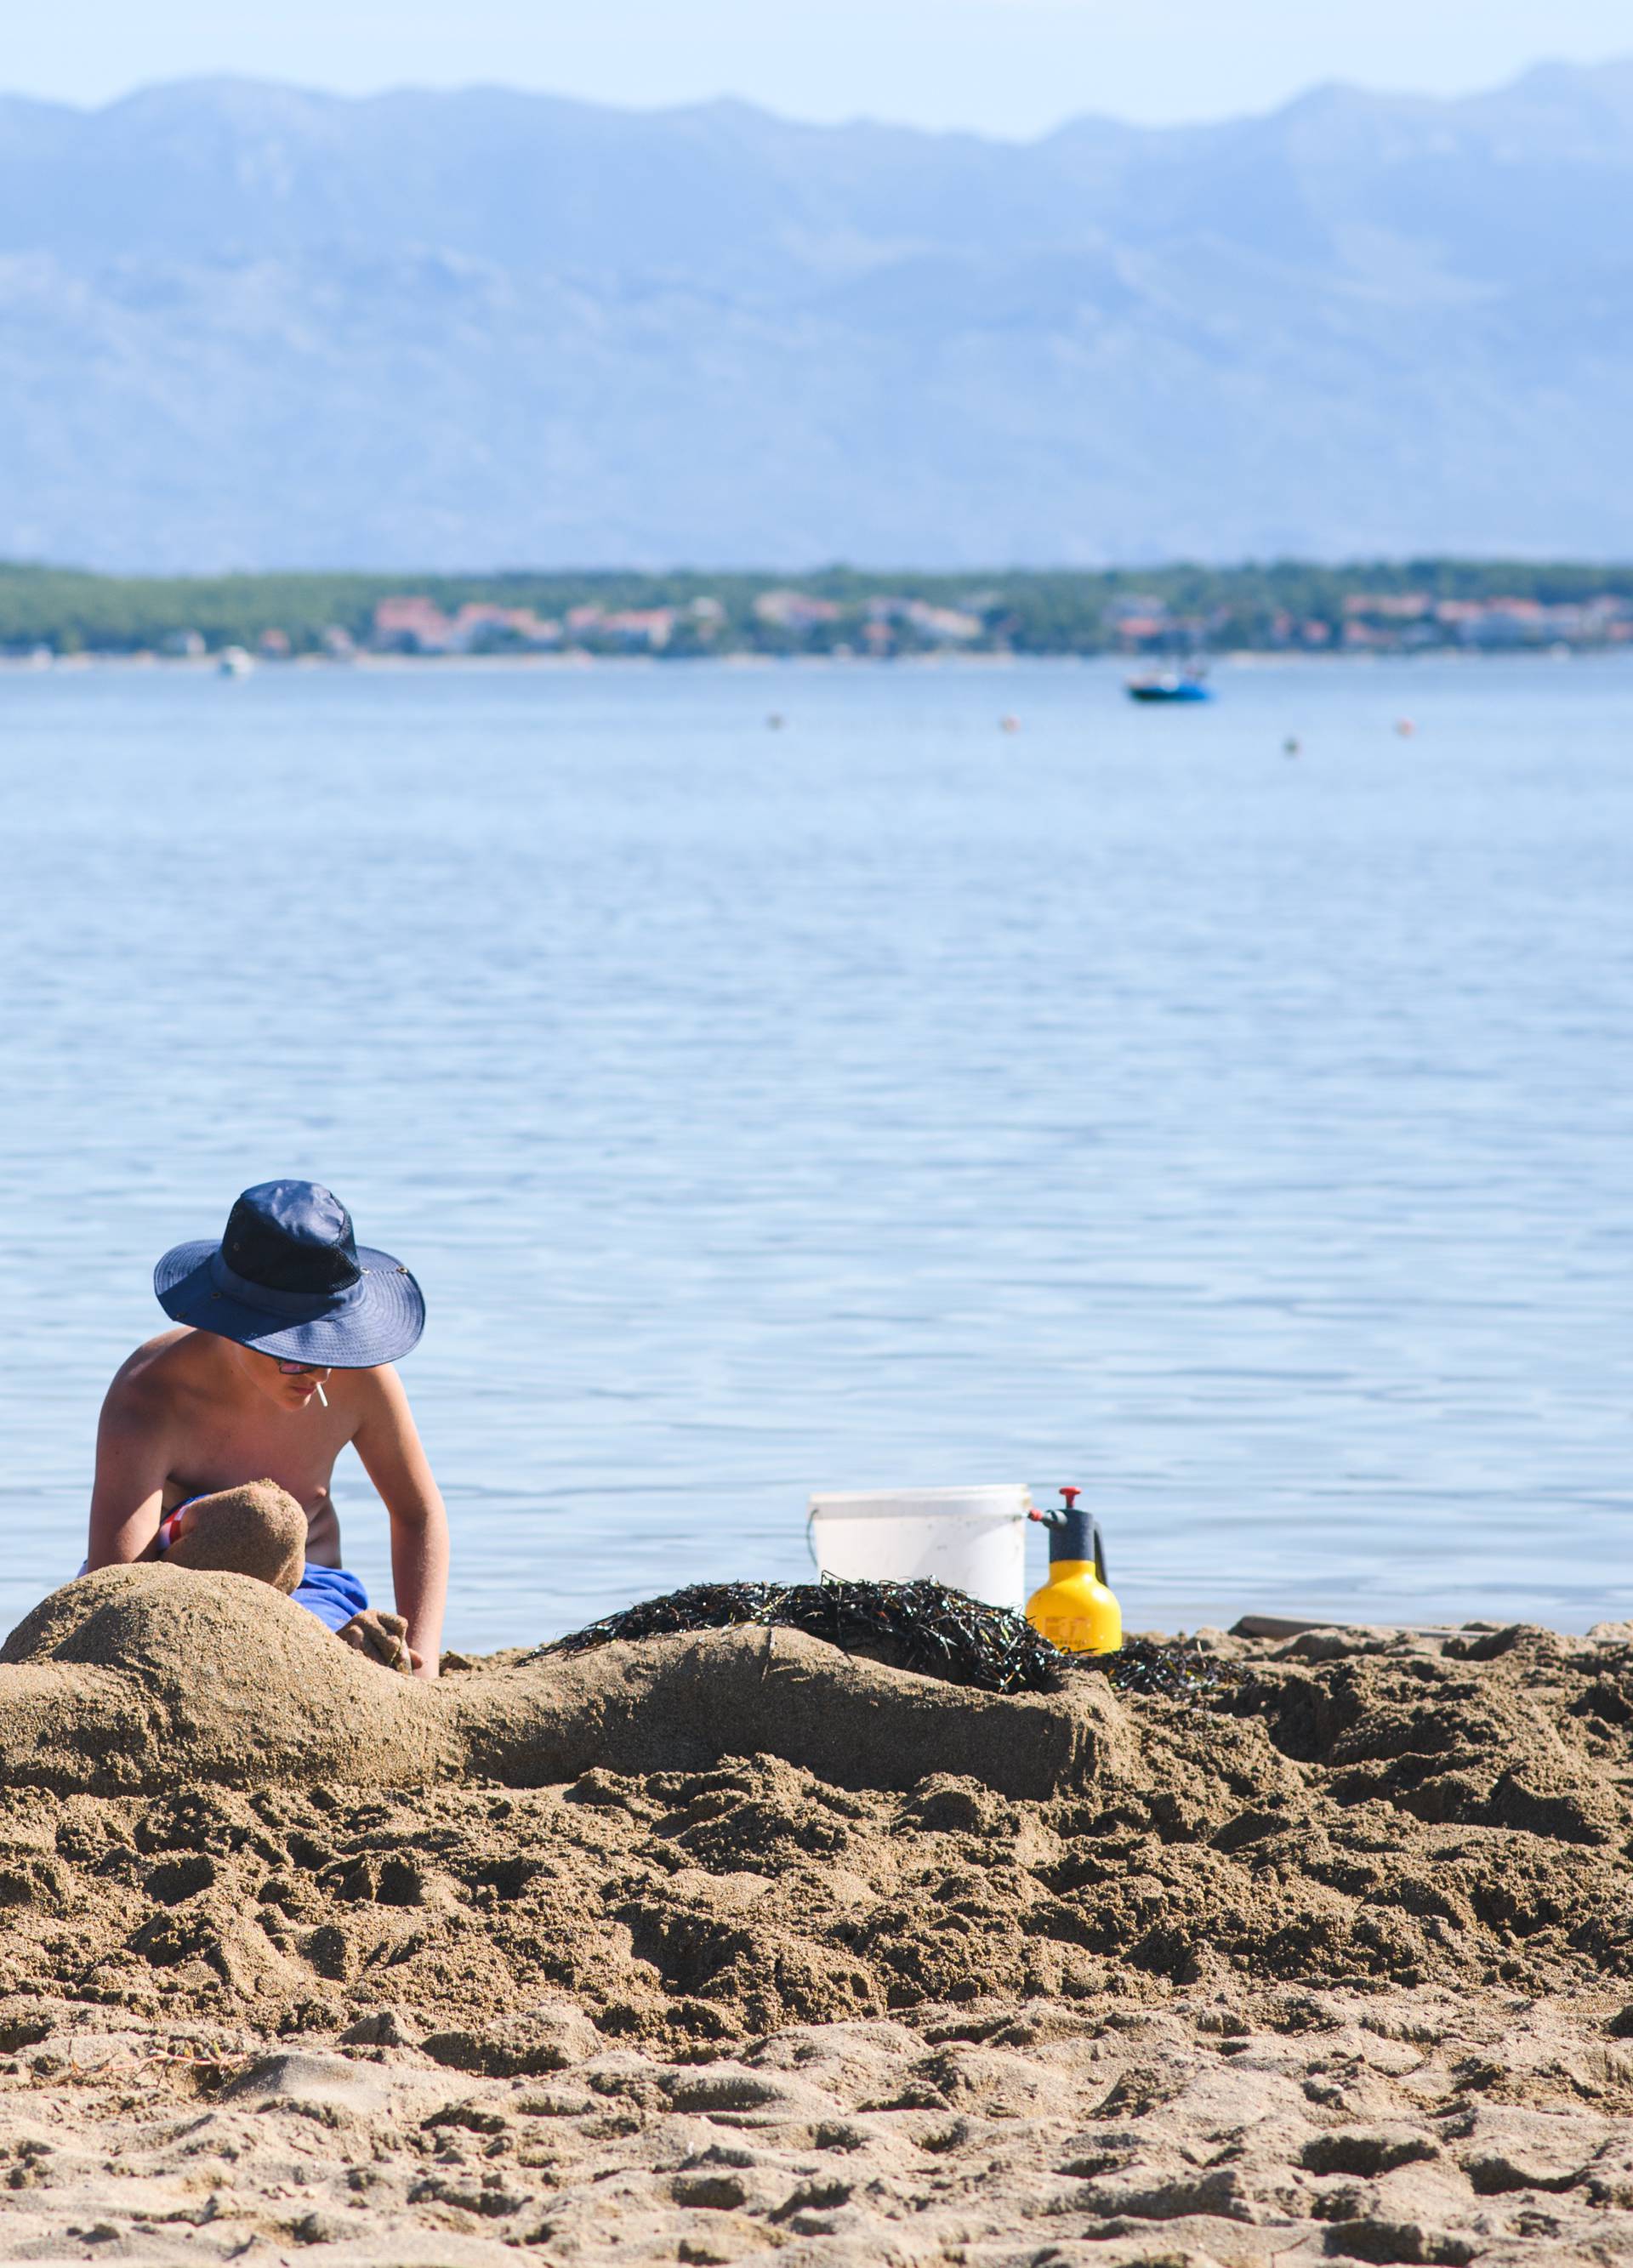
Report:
275,1358,326,1376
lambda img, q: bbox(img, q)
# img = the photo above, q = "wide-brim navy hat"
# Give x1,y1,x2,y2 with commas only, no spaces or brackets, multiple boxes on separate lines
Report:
155,1179,425,1368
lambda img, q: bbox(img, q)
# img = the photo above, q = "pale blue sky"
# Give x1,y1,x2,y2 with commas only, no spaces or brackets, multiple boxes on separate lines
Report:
5,0,1628,136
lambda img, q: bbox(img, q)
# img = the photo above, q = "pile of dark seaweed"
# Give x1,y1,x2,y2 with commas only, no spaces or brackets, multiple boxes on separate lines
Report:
539,1578,1230,1704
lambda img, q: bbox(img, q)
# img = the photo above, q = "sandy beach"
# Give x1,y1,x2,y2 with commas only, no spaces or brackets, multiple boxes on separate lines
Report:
3,1569,1633,2261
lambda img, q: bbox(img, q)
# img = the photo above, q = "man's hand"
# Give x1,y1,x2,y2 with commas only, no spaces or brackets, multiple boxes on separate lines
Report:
337,1608,414,1675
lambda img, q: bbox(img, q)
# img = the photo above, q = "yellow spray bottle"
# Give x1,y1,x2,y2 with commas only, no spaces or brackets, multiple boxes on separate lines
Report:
1026,1486,1122,1654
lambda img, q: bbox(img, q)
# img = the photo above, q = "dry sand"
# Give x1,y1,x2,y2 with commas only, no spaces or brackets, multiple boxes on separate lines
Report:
3,1566,1633,2261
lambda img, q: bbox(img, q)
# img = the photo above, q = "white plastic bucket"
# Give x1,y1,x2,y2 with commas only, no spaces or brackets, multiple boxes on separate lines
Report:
806,1486,1031,1613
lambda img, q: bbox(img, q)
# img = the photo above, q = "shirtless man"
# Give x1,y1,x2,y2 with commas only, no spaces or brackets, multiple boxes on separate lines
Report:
86,1179,448,1678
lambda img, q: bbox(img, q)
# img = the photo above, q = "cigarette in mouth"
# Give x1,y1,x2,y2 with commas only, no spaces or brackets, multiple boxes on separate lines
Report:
315,1380,328,1407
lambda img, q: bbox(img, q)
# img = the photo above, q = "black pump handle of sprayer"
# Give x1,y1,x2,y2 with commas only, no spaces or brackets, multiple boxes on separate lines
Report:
1027,1488,1109,1585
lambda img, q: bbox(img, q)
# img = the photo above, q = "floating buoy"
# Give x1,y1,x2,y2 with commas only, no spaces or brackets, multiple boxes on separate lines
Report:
1283,736,1301,758
766,712,785,730
999,714,1020,734
1395,718,1416,737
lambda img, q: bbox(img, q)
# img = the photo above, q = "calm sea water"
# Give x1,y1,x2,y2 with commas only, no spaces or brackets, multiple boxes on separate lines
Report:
0,655,1629,1647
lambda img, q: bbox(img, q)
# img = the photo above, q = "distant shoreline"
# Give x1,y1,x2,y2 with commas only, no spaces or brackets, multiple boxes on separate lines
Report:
3,645,1630,677
5,559,1633,667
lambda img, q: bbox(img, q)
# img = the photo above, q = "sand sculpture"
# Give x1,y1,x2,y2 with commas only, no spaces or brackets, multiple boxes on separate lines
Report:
3,1566,1632,2033
6,1571,1633,2260
0,1564,1113,1801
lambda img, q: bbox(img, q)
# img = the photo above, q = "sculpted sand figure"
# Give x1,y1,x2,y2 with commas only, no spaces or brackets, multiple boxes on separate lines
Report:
84,1179,448,1676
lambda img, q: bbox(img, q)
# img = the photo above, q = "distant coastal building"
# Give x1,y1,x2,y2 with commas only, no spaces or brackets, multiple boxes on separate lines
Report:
1341,592,1437,650
1109,599,1172,648
1444,596,1626,645
565,604,675,650
601,608,674,649
848,594,984,651
903,600,982,644
371,596,562,653
373,596,455,652
1343,592,1434,620
1337,589,1633,649
448,602,562,651
754,590,842,634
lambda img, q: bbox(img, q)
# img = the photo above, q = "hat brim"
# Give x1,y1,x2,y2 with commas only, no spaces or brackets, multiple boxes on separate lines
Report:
154,1240,425,1368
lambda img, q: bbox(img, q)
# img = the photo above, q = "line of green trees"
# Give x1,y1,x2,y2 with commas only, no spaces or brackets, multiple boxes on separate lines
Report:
3,558,1632,657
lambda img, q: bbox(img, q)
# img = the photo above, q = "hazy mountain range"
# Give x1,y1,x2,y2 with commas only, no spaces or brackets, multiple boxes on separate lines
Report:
2,62,1630,571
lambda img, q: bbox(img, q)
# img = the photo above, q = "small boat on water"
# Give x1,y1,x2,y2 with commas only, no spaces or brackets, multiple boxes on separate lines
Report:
217,645,255,679
1126,670,1213,704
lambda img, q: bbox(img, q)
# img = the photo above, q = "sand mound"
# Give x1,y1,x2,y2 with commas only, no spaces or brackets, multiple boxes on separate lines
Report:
0,1567,457,1793
9,1587,1633,2260
0,1566,1112,1799
3,1579,1633,2052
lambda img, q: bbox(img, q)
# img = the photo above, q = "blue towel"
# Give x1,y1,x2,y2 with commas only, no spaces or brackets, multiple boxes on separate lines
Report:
290,1564,370,1632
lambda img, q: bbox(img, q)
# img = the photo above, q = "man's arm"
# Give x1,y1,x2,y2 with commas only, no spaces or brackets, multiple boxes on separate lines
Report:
352,1366,449,1679
86,1373,173,1569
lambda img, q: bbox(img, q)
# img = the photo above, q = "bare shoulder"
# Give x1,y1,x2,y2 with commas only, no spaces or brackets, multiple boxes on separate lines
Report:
101,1328,204,1425
348,1364,428,1458
348,1363,412,1421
